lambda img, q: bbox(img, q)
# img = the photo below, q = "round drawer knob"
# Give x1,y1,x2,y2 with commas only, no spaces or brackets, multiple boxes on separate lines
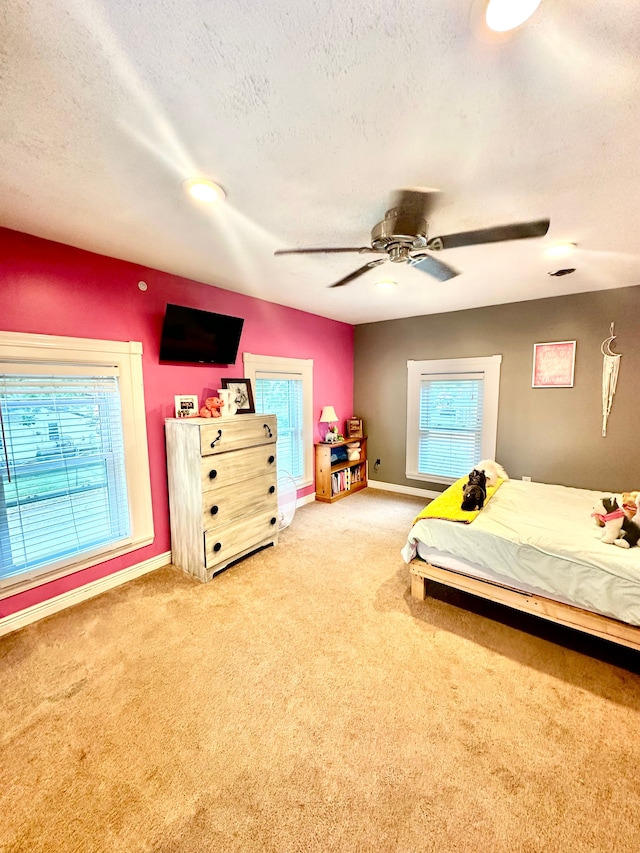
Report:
209,469,217,480
268,455,275,464
270,517,277,526
210,505,219,515
213,542,222,553
269,485,275,494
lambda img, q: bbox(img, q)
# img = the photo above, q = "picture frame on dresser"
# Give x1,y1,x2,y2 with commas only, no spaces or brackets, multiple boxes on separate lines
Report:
174,394,199,418
221,378,255,413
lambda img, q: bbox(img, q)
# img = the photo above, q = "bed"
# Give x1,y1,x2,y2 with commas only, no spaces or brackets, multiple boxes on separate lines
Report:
401,479,640,651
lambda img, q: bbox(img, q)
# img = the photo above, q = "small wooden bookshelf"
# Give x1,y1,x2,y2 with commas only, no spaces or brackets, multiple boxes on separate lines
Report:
314,437,368,503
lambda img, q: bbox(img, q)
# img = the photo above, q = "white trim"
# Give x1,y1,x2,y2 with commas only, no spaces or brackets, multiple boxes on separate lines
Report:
0,330,143,356
367,480,441,500
0,551,171,637
297,492,316,508
0,534,155,600
0,331,154,594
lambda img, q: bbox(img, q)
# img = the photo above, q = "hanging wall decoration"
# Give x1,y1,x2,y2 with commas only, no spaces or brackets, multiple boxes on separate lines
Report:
532,341,576,388
601,323,622,437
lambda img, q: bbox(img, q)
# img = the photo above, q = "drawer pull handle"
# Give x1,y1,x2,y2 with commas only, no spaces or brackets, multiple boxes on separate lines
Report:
268,455,275,464
270,517,277,526
209,469,218,480
210,505,219,515
264,423,273,438
210,429,222,448
269,485,275,494
213,542,222,553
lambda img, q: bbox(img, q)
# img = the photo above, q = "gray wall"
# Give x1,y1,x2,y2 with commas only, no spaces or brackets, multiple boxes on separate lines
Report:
354,285,640,494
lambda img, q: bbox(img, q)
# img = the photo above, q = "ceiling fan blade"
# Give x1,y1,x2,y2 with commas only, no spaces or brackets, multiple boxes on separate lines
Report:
274,247,374,256
429,218,550,250
328,258,387,288
410,253,460,282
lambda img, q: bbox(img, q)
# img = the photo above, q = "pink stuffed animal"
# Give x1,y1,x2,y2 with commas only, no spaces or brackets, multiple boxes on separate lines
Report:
199,396,225,418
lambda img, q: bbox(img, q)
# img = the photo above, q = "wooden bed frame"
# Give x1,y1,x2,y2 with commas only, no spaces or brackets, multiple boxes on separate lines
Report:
410,560,640,652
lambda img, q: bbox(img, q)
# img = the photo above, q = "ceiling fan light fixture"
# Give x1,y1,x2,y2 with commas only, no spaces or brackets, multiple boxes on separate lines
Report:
545,242,577,258
485,0,541,32
183,178,226,204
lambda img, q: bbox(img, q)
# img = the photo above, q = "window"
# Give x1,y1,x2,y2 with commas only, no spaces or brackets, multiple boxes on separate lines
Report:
243,353,313,487
0,331,154,597
406,355,502,484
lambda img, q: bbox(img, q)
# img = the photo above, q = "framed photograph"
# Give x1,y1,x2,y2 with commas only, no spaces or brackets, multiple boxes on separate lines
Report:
346,417,363,439
174,394,199,418
221,378,255,413
532,341,576,388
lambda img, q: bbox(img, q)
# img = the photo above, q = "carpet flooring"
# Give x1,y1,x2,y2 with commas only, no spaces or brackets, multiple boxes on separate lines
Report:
2,489,640,852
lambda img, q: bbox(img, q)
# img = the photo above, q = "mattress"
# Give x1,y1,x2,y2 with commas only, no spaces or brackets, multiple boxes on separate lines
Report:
401,479,640,626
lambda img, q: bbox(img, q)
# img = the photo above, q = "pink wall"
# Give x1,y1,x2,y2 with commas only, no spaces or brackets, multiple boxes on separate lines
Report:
0,227,354,617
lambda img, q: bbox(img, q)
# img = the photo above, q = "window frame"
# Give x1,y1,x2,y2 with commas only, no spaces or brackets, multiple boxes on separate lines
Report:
243,353,313,488
0,331,154,599
406,355,502,485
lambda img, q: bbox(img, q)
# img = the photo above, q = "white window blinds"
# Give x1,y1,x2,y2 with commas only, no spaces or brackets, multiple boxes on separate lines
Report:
243,353,313,488
0,366,131,585
254,374,304,479
418,373,484,479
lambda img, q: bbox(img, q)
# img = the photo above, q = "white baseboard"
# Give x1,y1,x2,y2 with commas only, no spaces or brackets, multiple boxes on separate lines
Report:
0,551,172,638
367,480,440,500
297,493,316,508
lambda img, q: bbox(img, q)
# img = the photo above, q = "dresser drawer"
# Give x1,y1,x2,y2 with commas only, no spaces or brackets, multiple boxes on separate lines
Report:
204,508,279,570
202,471,277,529
200,415,277,456
201,444,277,491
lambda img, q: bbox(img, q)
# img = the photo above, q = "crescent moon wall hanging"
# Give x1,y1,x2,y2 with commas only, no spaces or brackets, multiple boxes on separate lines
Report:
601,322,621,437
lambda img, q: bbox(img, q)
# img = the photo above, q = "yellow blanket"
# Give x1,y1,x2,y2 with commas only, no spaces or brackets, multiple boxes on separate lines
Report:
413,477,505,524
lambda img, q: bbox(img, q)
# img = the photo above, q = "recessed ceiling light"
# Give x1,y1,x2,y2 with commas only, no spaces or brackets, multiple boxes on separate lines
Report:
485,0,541,32
183,178,226,204
375,279,397,290
545,242,577,258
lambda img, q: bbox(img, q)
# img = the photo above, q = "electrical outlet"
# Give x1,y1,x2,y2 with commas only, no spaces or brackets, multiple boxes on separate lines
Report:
522,476,532,482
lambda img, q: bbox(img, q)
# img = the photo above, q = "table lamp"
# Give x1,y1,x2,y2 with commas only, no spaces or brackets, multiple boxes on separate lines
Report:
319,405,339,442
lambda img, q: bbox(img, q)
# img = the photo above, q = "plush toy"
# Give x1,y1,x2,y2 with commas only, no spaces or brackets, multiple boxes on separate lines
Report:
592,491,640,527
621,491,640,524
199,396,225,418
592,496,640,548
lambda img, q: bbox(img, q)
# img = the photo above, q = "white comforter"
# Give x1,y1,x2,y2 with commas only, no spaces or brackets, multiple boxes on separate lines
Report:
402,480,640,626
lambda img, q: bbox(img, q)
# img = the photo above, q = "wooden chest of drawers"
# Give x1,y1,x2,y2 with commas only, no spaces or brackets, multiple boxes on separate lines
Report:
165,414,278,582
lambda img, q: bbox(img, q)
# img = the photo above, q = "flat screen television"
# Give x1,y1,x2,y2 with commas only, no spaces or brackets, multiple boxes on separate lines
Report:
159,303,244,365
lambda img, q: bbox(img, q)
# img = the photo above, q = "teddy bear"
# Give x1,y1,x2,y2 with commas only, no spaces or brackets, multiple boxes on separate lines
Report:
621,491,640,524
199,396,225,418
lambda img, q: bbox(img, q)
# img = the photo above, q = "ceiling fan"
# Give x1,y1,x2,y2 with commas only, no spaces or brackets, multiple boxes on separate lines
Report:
274,188,550,287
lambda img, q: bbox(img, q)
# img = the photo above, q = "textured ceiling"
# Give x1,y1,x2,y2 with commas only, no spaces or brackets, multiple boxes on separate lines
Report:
1,0,639,324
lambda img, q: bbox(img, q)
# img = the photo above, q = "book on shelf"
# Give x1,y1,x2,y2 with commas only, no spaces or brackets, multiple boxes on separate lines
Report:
331,467,353,495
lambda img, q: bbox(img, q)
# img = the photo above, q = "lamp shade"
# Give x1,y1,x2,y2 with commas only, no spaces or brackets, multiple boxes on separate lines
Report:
319,405,338,424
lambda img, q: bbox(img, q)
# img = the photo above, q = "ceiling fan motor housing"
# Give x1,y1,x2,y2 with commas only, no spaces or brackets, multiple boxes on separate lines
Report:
371,207,429,262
